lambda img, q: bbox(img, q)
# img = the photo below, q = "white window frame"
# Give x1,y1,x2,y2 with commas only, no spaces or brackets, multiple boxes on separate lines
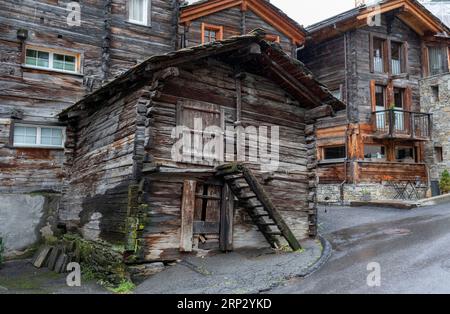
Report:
23,46,80,74
128,0,150,26
13,124,66,149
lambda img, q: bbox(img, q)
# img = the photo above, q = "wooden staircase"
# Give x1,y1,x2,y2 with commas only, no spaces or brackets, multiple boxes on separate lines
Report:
216,164,302,251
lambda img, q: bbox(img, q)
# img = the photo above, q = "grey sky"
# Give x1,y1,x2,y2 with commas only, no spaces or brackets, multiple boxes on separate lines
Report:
268,0,356,27
187,0,357,27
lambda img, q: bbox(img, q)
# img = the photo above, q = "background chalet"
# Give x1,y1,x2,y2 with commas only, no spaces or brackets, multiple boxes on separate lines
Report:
299,0,450,202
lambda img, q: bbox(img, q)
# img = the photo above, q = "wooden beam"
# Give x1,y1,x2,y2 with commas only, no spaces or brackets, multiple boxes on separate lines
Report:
241,168,302,251
260,54,322,107
180,180,197,252
220,183,234,252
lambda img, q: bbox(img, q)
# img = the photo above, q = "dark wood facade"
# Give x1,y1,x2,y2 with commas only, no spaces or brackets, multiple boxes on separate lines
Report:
179,0,307,57
59,34,342,261
0,0,178,193
300,0,450,185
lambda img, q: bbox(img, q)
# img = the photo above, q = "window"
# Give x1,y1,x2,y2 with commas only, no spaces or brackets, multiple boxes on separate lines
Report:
374,85,387,129
375,85,386,109
395,146,415,162
25,47,80,73
128,0,149,25
435,146,444,163
323,146,346,160
393,88,405,131
201,23,223,44
331,89,342,101
391,41,403,75
373,38,386,73
428,46,447,76
265,34,281,43
364,145,386,160
13,124,65,148
431,85,440,103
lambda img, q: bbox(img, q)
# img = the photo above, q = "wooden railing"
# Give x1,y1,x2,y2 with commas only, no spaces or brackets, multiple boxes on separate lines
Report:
372,109,432,140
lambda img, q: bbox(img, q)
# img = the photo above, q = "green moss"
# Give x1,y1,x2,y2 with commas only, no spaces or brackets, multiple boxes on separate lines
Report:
107,279,135,294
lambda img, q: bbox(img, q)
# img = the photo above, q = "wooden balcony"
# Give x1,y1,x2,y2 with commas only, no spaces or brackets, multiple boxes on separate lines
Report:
372,109,432,141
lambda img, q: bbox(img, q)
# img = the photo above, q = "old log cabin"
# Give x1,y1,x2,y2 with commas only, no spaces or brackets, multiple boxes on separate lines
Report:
299,0,450,202
58,31,343,262
179,0,307,57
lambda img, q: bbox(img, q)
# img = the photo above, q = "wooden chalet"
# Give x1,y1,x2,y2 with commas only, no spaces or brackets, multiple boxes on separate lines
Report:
58,31,343,262
299,0,450,189
179,0,307,57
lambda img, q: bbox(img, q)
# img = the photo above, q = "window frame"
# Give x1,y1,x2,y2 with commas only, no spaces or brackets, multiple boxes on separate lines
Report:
23,45,82,75
370,34,409,75
435,146,444,163
265,34,281,43
127,0,151,26
322,145,347,161
364,144,386,161
427,45,449,77
201,23,224,44
12,123,66,149
395,145,415,162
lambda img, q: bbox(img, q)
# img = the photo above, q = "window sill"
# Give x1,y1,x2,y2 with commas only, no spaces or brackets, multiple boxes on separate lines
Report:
125,20,152,28
21,64,84,77
319,158,347,164
13,144,64,150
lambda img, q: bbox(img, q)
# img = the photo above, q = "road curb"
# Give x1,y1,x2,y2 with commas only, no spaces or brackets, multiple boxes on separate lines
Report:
258,236,333,293
301,235,332,278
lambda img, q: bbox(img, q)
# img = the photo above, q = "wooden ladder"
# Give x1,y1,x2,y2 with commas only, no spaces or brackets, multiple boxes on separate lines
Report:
216,164,302,251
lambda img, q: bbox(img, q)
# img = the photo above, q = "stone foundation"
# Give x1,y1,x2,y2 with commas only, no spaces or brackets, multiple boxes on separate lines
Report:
318,183,427,203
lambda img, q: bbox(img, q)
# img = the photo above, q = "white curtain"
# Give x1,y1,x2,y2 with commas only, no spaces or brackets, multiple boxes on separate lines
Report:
130,0,146,23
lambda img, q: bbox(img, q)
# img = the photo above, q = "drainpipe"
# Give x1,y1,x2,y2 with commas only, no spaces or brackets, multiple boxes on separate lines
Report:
295,44,305,59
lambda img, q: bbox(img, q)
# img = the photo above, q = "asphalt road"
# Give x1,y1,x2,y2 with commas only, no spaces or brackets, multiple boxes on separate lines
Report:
270,202,450,294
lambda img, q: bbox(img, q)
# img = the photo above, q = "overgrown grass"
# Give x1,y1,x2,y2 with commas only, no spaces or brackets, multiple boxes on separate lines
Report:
107,279,135,294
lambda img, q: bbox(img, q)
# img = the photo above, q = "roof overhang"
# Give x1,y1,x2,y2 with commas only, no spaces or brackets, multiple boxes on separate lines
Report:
58,31,344,120
308,0,450,43
180,0,306,45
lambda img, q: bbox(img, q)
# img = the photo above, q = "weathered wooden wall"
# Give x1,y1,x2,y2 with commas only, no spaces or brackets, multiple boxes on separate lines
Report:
59,88,142,244
140,59,310,261
0,0,177,193
299,35,346,100
181,6,296,56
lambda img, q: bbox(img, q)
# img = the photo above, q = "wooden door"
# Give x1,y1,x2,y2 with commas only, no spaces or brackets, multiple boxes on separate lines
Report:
179,179,234,252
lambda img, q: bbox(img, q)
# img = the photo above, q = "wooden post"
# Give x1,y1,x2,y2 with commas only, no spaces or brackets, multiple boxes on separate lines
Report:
180,180,197,252
220,183,234,252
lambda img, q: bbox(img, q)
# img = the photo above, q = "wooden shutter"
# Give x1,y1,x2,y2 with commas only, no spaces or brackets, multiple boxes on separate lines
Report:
384,39,390,74
370,80,376,112
177,100,225,165
404,86,413,112
402,41,409,74
369,34,374,73
421,43,429,77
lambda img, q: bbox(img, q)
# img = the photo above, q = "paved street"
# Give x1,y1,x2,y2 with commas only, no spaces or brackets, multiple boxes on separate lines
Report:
270,202,450,294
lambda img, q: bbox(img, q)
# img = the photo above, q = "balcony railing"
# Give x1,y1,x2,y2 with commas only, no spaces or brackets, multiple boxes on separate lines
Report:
372,109,432,140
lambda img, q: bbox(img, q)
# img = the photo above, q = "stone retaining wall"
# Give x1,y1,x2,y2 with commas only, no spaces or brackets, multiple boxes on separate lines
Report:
318,183,426,203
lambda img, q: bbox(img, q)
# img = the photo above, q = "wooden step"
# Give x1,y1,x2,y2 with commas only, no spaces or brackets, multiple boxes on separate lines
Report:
256,216,276,226
224,174,244,181
238,193,257,200
251,208,269,217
